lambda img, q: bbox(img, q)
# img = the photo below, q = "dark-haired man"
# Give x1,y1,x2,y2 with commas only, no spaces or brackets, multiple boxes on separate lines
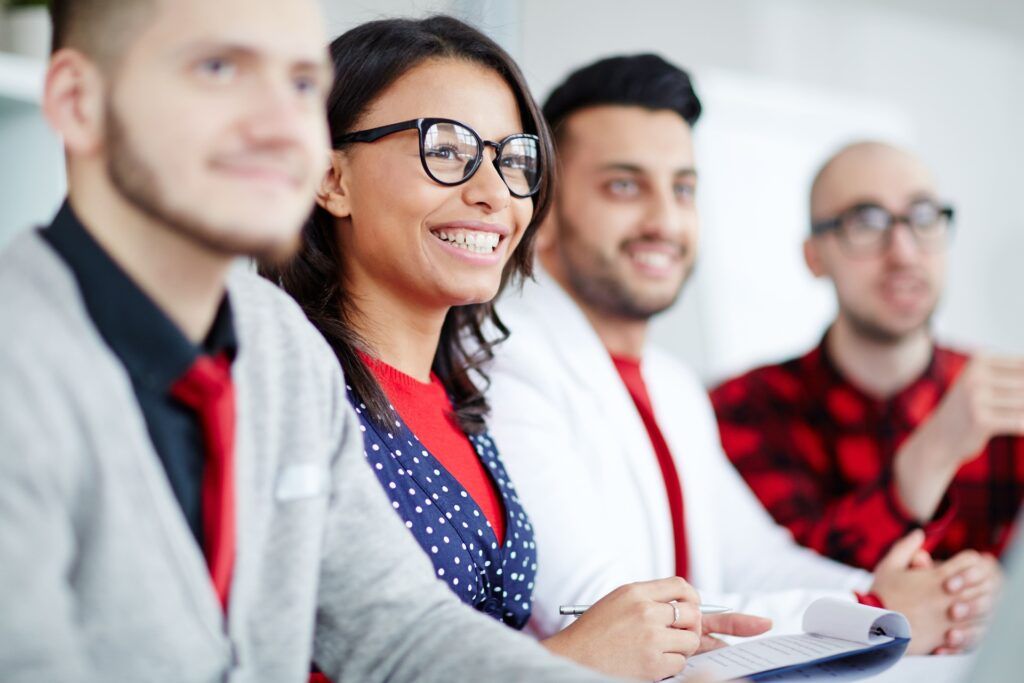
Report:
0,2,619,681
486,55,998,661
712,141,1018,581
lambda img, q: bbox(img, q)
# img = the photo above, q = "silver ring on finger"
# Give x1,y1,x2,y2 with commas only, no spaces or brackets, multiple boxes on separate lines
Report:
670,601,681,627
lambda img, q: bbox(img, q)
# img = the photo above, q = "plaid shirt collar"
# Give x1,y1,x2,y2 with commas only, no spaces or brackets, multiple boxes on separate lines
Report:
804,328,964,430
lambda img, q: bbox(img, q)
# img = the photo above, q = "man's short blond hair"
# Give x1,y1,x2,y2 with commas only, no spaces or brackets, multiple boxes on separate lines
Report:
49,0,158,70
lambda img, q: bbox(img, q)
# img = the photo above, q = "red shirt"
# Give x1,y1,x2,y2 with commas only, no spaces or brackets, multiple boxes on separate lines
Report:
711,337,1023,570
612,354,689,580
365,356,506,544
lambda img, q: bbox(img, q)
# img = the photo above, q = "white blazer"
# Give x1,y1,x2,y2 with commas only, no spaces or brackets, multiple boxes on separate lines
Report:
486,268,873,638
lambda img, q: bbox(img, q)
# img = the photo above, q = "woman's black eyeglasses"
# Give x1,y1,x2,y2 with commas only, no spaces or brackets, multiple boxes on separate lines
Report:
336,117,542,199
811,199,955,257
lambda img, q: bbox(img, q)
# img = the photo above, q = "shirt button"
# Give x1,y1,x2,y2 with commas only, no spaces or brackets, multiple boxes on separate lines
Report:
481,597,502,617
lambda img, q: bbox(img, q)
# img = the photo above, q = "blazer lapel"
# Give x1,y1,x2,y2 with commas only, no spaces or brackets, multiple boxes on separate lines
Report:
518,269,676,559
96,347,230,641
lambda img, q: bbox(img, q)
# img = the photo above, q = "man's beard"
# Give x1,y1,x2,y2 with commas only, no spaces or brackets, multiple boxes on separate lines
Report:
105,103,302,263
557,211,692,322
841,304,935,345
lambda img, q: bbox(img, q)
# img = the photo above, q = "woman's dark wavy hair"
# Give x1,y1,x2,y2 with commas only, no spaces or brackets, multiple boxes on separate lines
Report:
259,15,556,435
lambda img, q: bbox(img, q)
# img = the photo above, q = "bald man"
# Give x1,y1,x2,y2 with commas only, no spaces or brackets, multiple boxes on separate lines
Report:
712,142,1023,585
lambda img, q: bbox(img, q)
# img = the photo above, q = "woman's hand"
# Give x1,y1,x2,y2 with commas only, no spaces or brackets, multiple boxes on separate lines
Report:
542,577,702,681
696,612,773,652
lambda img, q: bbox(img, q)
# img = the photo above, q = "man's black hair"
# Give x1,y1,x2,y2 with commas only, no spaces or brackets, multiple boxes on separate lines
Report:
542,53,702,138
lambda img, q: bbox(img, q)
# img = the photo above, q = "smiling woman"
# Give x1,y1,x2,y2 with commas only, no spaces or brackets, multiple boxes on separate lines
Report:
262,16,553,436
258,15,554,632
259,14,706,681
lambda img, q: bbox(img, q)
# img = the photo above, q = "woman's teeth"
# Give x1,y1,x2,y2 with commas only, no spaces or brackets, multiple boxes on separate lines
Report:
434,230,500,254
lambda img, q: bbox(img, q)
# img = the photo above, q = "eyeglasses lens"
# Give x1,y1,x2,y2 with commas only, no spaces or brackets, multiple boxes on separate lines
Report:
423,122,480,184
498,136,541,196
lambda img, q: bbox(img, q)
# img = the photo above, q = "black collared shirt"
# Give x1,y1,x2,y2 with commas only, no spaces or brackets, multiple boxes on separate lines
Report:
42,201,237,546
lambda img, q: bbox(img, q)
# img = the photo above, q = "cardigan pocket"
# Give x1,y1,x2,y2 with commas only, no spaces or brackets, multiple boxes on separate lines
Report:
274,463,330,502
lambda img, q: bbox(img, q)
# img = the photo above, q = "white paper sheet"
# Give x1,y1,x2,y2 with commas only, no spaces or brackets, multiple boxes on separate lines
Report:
802,598,909,643
672,598,910,682
673,633,888,681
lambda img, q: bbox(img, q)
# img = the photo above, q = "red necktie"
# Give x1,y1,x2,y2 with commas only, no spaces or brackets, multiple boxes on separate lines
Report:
171,352,236,611
611,355,690,580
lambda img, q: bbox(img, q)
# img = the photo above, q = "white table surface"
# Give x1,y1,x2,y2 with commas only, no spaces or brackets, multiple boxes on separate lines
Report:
761,653,974,682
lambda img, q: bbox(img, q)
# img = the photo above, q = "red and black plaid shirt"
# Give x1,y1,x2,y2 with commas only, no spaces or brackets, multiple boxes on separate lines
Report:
710,336,1023,570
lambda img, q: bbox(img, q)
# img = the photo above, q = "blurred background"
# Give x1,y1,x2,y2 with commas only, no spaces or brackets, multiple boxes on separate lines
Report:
1,0,1021,383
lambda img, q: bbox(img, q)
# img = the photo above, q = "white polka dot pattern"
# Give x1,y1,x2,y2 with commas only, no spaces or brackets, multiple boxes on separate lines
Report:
347,387,538,629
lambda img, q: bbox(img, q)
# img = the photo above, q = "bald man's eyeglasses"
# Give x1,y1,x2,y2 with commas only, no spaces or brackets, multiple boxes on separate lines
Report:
811,200,954,257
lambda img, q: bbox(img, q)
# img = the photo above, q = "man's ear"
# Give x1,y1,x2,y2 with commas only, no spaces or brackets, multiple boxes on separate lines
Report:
43,49,107,156
803,236,827,278
316,150,353,218
533,209,558,253
535,143,569,255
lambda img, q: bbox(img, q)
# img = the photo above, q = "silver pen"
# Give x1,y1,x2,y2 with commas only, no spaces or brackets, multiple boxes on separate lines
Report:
559,603,732,616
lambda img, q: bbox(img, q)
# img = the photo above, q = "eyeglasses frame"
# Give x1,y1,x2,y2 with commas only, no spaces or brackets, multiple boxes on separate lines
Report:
336,117,542,199
810,200,956,256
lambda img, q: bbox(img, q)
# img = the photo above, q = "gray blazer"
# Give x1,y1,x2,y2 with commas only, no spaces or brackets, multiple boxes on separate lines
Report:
0,232,613,683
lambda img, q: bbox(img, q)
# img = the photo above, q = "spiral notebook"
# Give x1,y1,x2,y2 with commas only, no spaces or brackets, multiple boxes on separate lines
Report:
673,597,911,682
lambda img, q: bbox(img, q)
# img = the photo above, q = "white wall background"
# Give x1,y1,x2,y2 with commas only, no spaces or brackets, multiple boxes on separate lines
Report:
0,52,63,246
515,0,1024,380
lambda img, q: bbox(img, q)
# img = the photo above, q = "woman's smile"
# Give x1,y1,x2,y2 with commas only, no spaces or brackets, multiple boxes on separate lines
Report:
428,220,511,263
